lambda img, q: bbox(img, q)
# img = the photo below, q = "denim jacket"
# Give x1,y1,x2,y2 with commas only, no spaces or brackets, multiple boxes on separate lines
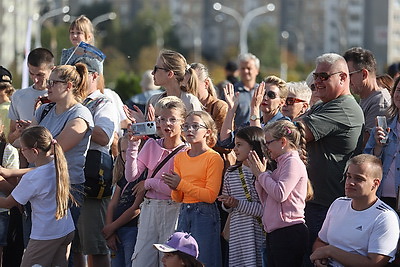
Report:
364,115,400,197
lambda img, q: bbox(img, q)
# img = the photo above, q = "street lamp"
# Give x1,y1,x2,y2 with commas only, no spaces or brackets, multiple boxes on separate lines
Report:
145,21,164,52
92,12,117,28
34,5,70,48
213,2,275,54
172,19,202,62
280,31,289,81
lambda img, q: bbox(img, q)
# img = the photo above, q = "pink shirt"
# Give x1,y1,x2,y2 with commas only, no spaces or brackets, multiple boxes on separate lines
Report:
125,138,187,200
255,150,307,233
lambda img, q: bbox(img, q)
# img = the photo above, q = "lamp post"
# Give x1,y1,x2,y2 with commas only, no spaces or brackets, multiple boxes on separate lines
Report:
213,2,275,54
145,21,164,52
34,5,69,48
172,19,202,62
92,12,117,28
280,31,289,81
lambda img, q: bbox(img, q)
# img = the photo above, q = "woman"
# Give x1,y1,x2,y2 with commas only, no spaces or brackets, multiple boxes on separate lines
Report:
364,77,400,209
124,49,202,123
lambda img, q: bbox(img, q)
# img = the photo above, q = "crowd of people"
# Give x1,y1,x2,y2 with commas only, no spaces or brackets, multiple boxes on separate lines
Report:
0,14,399,267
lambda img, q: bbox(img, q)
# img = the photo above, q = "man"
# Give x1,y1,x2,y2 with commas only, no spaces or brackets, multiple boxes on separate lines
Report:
343,47,391,146
8,48,54,144
299,53,364,263
230,53,260,128
74,56,117,267
310,154,399,267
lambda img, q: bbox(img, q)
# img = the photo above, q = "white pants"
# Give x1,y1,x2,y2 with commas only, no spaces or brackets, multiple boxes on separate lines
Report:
131,198,180,267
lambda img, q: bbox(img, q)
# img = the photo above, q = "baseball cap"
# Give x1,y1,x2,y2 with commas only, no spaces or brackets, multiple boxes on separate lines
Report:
73,56,103,74
0,66,12,84
153,232,199,258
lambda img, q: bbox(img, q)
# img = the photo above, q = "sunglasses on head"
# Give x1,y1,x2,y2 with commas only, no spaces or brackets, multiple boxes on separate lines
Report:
285,97,306,106
264,90,278,99
312,71,342,81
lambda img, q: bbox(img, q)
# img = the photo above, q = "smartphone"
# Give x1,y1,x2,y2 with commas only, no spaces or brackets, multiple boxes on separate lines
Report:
376,116,388,144
39,96,51,104
131,121,156,136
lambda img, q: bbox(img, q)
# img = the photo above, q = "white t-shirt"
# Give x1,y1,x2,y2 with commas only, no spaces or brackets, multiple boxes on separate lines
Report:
319,197,400,267
8,85,48,121
12,160,75,240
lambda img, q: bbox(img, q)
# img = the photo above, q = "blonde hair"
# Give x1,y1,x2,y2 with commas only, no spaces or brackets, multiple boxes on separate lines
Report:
186,111,217,148
264,120,314,201
21,126,71,220
264,75,288,98
154,96,187,119
70,15,95,45
53,63,89,102
190,62,217,98
159,49,198,96
0,82,15,97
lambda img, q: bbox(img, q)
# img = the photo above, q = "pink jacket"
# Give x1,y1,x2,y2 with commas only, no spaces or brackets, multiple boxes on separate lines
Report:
255,150,307,233
125,138,187,200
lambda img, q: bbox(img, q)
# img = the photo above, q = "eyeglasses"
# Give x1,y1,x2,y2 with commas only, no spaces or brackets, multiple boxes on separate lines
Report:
312,71,342,81
47,79,67,88
156,117,180,125
181,123,208,132
349,69,363,76
264,91,278,99
285,97,306,106
153,65,169,73
265,139,278,145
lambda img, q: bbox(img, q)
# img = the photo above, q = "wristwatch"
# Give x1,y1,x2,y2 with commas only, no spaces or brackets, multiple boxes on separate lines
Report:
250,115,260,121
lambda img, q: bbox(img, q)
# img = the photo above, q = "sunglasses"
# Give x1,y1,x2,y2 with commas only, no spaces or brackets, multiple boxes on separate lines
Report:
312,71,342,81
153,65,169,73
285,97,306,106
264,91,278,99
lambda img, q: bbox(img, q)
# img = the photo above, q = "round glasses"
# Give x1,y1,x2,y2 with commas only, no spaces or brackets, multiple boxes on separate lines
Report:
47,79,67,88
181,123,208,132
156,117,180,125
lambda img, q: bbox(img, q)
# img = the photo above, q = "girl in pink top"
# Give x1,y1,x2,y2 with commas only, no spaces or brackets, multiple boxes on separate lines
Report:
248,120,313,267
126,96,188,267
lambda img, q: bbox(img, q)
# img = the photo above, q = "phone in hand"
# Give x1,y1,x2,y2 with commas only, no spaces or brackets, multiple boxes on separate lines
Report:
131,121,156,136
39,96,51,104
376,116,388,144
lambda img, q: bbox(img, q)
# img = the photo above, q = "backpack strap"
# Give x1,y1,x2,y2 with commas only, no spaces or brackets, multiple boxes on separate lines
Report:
39,102,56,123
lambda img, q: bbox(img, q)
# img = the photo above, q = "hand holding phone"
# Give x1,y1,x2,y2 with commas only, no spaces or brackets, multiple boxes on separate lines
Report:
376,116,388,144
131,121,156,136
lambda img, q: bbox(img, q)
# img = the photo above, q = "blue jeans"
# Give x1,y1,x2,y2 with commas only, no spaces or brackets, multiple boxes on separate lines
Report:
177,202,221,267
111,226,138,267
304,203,329,267
68,183,85,267
0,211,9,246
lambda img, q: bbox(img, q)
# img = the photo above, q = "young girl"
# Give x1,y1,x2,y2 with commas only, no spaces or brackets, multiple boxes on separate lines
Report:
103,135,144,267
126,96,188,267
218,126,264,267
60,15,95,64
0,126,74,267
163,111,224,267
248,120,313,267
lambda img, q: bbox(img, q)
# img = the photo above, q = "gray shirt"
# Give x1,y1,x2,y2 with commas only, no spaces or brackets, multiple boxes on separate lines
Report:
359,89,391,133
36,103,94,184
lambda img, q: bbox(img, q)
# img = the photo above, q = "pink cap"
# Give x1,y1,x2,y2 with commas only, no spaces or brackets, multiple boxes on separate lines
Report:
153,232,199,258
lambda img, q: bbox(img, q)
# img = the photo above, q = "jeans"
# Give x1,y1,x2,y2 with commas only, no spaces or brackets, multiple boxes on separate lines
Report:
303,203,329,267
68,183,85,267
112,226,138,267
0,211,10,246
177,202,221,267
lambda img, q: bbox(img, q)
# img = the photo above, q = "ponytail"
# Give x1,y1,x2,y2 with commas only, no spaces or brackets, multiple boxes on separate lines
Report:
53,140,71,220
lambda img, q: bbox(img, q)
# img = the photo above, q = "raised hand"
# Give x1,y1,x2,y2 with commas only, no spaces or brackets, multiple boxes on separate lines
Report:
123,105,145,123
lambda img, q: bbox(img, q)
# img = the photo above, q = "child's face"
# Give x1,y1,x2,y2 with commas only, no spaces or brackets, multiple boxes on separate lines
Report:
119,138,128,161
162,252,183,267
234,137,252,162
264,131,284,160
158,108,183,140
182,115,209,145
20,141,36,164
69,27,87,46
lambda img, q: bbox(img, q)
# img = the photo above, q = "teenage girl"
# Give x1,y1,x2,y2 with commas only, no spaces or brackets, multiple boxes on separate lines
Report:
218,126,264,267
248,120,313,267
60,15,95,65
126,96,188,267
103,135,144,267
163,110,224,267
0,126,74,267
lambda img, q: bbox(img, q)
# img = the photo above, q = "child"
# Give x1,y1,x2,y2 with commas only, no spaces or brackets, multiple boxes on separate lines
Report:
0,116,19,266
154,231,204,267
163,110,224,267
127,96,188,267
0,126,74,267
248,120,313,267
60,15,94,64
103,135,144,267
218,126,264,267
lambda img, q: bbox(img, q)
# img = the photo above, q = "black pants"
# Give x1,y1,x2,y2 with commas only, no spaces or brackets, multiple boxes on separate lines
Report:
266,223,308,267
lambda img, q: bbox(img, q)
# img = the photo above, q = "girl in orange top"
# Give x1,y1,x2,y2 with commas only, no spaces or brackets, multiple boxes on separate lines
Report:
163,111,224,267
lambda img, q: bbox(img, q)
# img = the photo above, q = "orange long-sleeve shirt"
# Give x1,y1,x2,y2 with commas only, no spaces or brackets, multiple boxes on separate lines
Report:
172,149,224,204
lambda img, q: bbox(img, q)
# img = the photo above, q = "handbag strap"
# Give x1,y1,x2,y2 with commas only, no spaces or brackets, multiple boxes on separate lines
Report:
150,144,186,178
238,166,266,234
